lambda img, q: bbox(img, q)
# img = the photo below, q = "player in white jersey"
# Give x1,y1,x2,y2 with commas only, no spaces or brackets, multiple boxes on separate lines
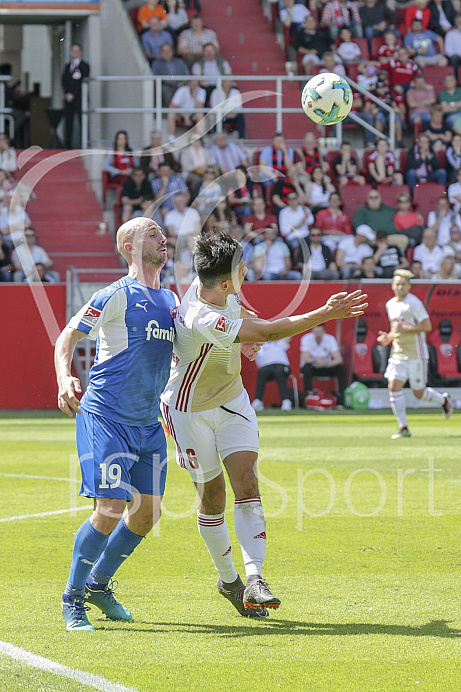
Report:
161,228,368,617
378,269,453,439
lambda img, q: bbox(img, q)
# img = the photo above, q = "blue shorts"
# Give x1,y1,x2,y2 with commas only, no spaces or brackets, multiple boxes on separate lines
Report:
76,409,167,500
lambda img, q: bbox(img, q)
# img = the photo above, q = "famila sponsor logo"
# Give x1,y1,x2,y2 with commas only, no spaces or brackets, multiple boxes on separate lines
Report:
145,320,175,342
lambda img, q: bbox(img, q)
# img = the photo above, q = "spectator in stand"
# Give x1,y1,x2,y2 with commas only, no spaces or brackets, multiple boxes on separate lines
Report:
300,324,347,406
271,165,307,213
357,62,379,91
151,43,189,107
227,165,255,219
104,130,139,186
404,18,448,68
209,132,249,172
167,79,206,140
318,52,347,77
438,72,461,130
140,130,179,180
321,0,362,41
296,131,330,183
435,253,457,279
405,0,431,33
251,226,302,281
367,138,404,185
413,228,444,277
243,197,278,244
141,17,173,64
150,161,189,222
423,104,452,152
0,134,17,173
61,43,90,150
278,190,314,254
0,169,13,200
315,191,352,252
295,15,331,76
120,168,154,224
444,15,461,80
209,80,246,139
405,133,446,196
377,29,400,66
355,255,378,278
164,0,189,36
354,190,407,248
177,14,219,67
307,226,339,279
164,191,201,238
207,196,237,233
137,0,168,32
337,27,364,65
428,194,461,245
251,339,294,413
280,0,311,40
342,89,376,147
448,168,461,213
393,191,424,247
446,133,461,183
194,165,223,217
410,259,425,278
303,166,334,214
406,73,436,128
0,229,12,281
11,227,59,283
0,193,31,245
31,262,58,283
334,141,366,187
428,0,456,37
373,230,408,278
336,225,375,279
359,0,398,49
179,132,210,198
443,226,461,276
259,132,299,186
387,47,420,94
191,43,232,102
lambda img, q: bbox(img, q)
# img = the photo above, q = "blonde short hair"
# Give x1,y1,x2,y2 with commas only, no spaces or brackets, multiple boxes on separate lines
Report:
393,269,414,282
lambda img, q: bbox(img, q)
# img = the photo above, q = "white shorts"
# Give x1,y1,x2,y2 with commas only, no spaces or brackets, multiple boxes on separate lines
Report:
385,357,427,391
160,389,259,484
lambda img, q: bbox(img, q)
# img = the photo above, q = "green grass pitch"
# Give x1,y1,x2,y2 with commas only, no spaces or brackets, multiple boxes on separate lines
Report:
0,409,460,692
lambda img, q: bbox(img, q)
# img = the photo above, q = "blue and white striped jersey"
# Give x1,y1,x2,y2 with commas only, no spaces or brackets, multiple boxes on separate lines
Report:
68,276,178,425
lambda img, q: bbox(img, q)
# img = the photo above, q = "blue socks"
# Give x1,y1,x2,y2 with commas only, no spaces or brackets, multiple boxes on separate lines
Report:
87,519,144,589
64,519,109,598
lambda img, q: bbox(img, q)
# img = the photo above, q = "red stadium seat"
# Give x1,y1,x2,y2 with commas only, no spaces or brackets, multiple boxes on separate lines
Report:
370,36,385,58
102,170,123,205
341,185,373,222
399,149,408,175
423,66,456,97
413,183,446,220
436,150,446,170
352,319,389,386
376,184,411,207
326,148,362,182
428,319,461,382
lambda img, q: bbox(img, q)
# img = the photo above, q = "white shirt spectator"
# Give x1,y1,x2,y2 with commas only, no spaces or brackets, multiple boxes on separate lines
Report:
209,142,248,172
170,84,206,111
443,25,460,55
448,180,461,214
309,245,327,271
255,340,290,368
337,235,373,264
0,203,31,241
164,205,201,237
300,331,340,366
0,148,17,173
427,209,461,246
336,42,362,63
280,3,311,28
192,59,232,85
278,204,314,242
11,243,52,280
209,87,243,114
253,238,291,275
413,242,444,275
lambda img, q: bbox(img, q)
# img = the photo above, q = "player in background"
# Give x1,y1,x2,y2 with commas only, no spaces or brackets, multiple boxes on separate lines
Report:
161,228,367,617
55,218,177,631
378,269,452,439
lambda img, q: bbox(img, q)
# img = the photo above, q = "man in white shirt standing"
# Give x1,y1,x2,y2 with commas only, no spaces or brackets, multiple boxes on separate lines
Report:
167,79,206,140
164,192,201,238
278,191,314,254
444,15,461,81
378,269,452,439
251,339,293,412
300,324,346,406
413,228,444,278
251,227,302,280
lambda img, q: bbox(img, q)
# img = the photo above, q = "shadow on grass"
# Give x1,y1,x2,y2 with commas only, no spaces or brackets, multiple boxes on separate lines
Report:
98,618,461,638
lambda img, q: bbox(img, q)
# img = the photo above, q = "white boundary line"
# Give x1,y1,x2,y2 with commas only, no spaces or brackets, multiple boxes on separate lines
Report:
0,473,78,482
0,640,140,692
0,505,93,523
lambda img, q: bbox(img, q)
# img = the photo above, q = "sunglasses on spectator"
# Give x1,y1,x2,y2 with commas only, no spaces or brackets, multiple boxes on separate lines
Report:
398,198,410,203
288,194,298,200
368,194,380,199
310,233,321,238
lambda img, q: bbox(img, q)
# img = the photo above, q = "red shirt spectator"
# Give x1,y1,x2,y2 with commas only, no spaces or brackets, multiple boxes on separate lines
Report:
405,3,430,32
388,48,419,88
243,197,278,240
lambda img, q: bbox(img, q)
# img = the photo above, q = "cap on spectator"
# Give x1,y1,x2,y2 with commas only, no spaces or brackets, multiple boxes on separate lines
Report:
376,80,387,88
356,225,376,242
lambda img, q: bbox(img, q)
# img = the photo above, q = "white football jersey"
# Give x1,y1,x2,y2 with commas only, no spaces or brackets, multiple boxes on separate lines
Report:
386,292,429,361
161,278,244,412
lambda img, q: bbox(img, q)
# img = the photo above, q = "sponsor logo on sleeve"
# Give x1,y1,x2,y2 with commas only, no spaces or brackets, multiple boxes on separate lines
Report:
214,316,227,333
80,306,102,328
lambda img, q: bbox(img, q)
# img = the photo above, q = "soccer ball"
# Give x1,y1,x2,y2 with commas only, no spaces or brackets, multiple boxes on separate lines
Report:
301,73,353,126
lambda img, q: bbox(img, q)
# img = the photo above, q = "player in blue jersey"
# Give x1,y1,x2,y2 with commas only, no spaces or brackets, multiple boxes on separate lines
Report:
55,217,177,631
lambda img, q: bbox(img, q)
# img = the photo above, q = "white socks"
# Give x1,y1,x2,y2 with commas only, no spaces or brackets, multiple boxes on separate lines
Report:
389,391,407,428
197,512,238,584
421,387,445,405
234,497,266,580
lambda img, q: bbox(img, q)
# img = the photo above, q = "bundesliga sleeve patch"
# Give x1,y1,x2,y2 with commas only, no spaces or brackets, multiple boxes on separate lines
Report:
214,316,228,333
80,305,102,328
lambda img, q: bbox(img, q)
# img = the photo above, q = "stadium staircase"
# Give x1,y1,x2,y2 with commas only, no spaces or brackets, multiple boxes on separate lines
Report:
202,0,315,140
15,150,121,280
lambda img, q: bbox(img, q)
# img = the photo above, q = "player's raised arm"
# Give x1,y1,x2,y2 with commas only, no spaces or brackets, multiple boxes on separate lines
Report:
235,290,368,343
55,326,87,417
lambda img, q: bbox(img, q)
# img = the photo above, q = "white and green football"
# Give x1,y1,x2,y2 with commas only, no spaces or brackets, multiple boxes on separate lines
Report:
301,73,353,126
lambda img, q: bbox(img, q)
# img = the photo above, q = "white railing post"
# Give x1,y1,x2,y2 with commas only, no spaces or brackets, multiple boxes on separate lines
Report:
82,80,89,149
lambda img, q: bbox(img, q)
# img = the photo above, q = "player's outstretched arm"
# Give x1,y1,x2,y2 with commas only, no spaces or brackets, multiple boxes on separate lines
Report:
55,326,87,417
235,290,368,343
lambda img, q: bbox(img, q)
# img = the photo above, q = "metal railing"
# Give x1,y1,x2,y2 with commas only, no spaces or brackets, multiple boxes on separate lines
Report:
81,73,395,150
